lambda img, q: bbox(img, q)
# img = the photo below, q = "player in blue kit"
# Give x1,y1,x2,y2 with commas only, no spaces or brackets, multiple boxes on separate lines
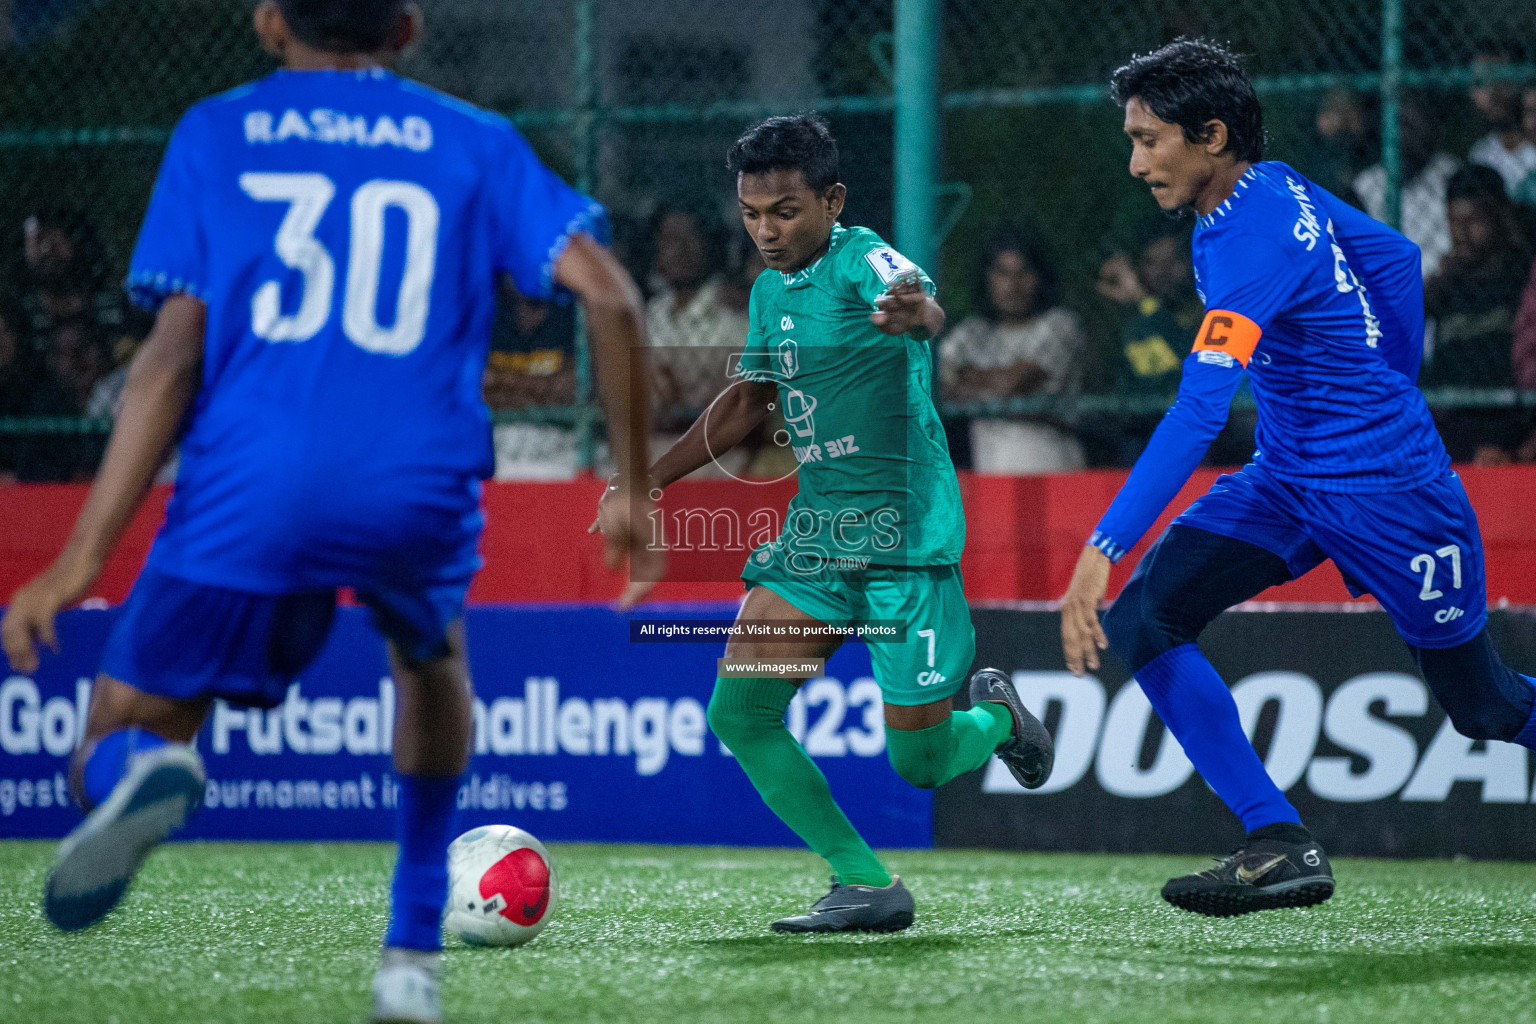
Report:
0,1,656,1020
1059,39,1536,917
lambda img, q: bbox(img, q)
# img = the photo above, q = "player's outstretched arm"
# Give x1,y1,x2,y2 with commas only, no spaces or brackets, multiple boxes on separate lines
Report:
1,295,205,673
1057,350,1243,676
585,377,775,573
1061,545,1112,676
648,379,777,490
555,232,663,609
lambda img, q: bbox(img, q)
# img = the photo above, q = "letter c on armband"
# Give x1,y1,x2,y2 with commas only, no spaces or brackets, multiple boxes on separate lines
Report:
1193,309,1261,367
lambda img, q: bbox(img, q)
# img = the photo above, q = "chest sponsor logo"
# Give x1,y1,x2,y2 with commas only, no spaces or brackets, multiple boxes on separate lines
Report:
794,435,860,464
778,339,799,379
783,388,818,439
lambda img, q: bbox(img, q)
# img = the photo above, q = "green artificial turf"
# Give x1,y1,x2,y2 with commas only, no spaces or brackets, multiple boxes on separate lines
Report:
2,842,1535,1023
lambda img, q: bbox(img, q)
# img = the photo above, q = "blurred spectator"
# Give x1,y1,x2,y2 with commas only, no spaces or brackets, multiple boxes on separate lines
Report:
940,227,1087,474
0,309,95,481
1354,96,1460,276
1423,165,1532,463
1511,88,1536,211
1098,228,1202,397
4,209,145,368
645,205,744,417
86,334,141,420
484,285,582,481
0,210,133,480
1468,45,1536,193
1515,231,1536,391
1511,256,1536,464
719,231,765,315
44,319,110,412
1096,227,1203,461
1311,89,1375,202
0,317,24,483
644,203,748,479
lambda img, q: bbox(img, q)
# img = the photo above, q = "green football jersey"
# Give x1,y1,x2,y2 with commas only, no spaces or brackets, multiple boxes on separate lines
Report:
738,224,964,568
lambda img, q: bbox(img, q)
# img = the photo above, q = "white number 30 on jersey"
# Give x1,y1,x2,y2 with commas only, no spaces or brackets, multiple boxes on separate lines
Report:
239,172,439,356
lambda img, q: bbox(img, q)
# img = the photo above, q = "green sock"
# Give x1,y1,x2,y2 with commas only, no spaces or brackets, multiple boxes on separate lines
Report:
707,677,891,887
885,703,1014,789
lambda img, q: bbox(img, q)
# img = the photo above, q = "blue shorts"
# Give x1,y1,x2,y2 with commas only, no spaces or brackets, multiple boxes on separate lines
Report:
1176,464,1487,649
99,568,469,708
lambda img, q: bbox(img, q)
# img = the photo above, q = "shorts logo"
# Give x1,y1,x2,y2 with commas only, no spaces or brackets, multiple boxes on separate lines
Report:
1434,607,1465,624
781,316,795,331
917,670,948,687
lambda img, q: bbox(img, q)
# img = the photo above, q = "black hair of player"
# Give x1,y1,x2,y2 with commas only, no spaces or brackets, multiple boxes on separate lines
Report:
726,114,840,194
1110,38,1265,163
276,0,406,53
977,226,1060,320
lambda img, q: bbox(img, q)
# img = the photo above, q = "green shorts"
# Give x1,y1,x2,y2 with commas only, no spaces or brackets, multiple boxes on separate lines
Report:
741,547,975,706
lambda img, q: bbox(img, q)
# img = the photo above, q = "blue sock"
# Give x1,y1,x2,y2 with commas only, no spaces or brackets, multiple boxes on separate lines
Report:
384,774,462,952
1136,644,1301,833
82,727,169,809
1511,677,1536,749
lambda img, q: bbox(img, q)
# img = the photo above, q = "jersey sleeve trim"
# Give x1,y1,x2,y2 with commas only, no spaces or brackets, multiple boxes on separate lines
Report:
1087,530,1128,564
1192,309,1261,367
125,269,211,311
536,200,611,303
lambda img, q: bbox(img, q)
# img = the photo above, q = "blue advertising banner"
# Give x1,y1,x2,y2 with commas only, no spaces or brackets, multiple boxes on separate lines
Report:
0,605,930,847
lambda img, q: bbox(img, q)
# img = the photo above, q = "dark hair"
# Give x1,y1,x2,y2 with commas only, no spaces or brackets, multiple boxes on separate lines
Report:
276,0,405,53
1445,165,1527,255
1447,164,1509,206
725,113,840,193
1110,38,1265,163
978,227,1059,320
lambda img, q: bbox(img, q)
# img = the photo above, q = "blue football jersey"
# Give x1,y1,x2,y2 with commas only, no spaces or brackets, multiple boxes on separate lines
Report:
1191,161,1447,491
128,68,604,593
1092,162,1451,562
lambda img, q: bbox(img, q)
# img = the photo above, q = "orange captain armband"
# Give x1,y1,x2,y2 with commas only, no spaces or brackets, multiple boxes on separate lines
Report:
1192,309,1262,367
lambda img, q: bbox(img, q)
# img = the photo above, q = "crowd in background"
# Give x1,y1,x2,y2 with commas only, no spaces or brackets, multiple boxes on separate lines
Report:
0,209,146,481
7,61,1536,483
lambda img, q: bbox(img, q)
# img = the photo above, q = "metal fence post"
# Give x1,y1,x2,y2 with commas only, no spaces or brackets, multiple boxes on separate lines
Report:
573,0,598,471
894,0,939,275
1381,0,1403,229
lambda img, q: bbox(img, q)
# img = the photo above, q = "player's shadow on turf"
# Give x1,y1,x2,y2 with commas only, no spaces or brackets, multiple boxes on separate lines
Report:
1196,943,1532,994
696,934,1012,960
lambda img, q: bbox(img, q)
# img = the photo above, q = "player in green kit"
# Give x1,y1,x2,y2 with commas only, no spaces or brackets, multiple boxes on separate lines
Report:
595,114,1054,932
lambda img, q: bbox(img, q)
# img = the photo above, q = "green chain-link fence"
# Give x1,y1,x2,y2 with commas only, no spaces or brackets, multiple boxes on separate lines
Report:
2,0,1535,479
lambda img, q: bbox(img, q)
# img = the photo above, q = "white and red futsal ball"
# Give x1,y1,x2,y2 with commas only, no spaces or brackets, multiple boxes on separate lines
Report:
443,825,557,947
